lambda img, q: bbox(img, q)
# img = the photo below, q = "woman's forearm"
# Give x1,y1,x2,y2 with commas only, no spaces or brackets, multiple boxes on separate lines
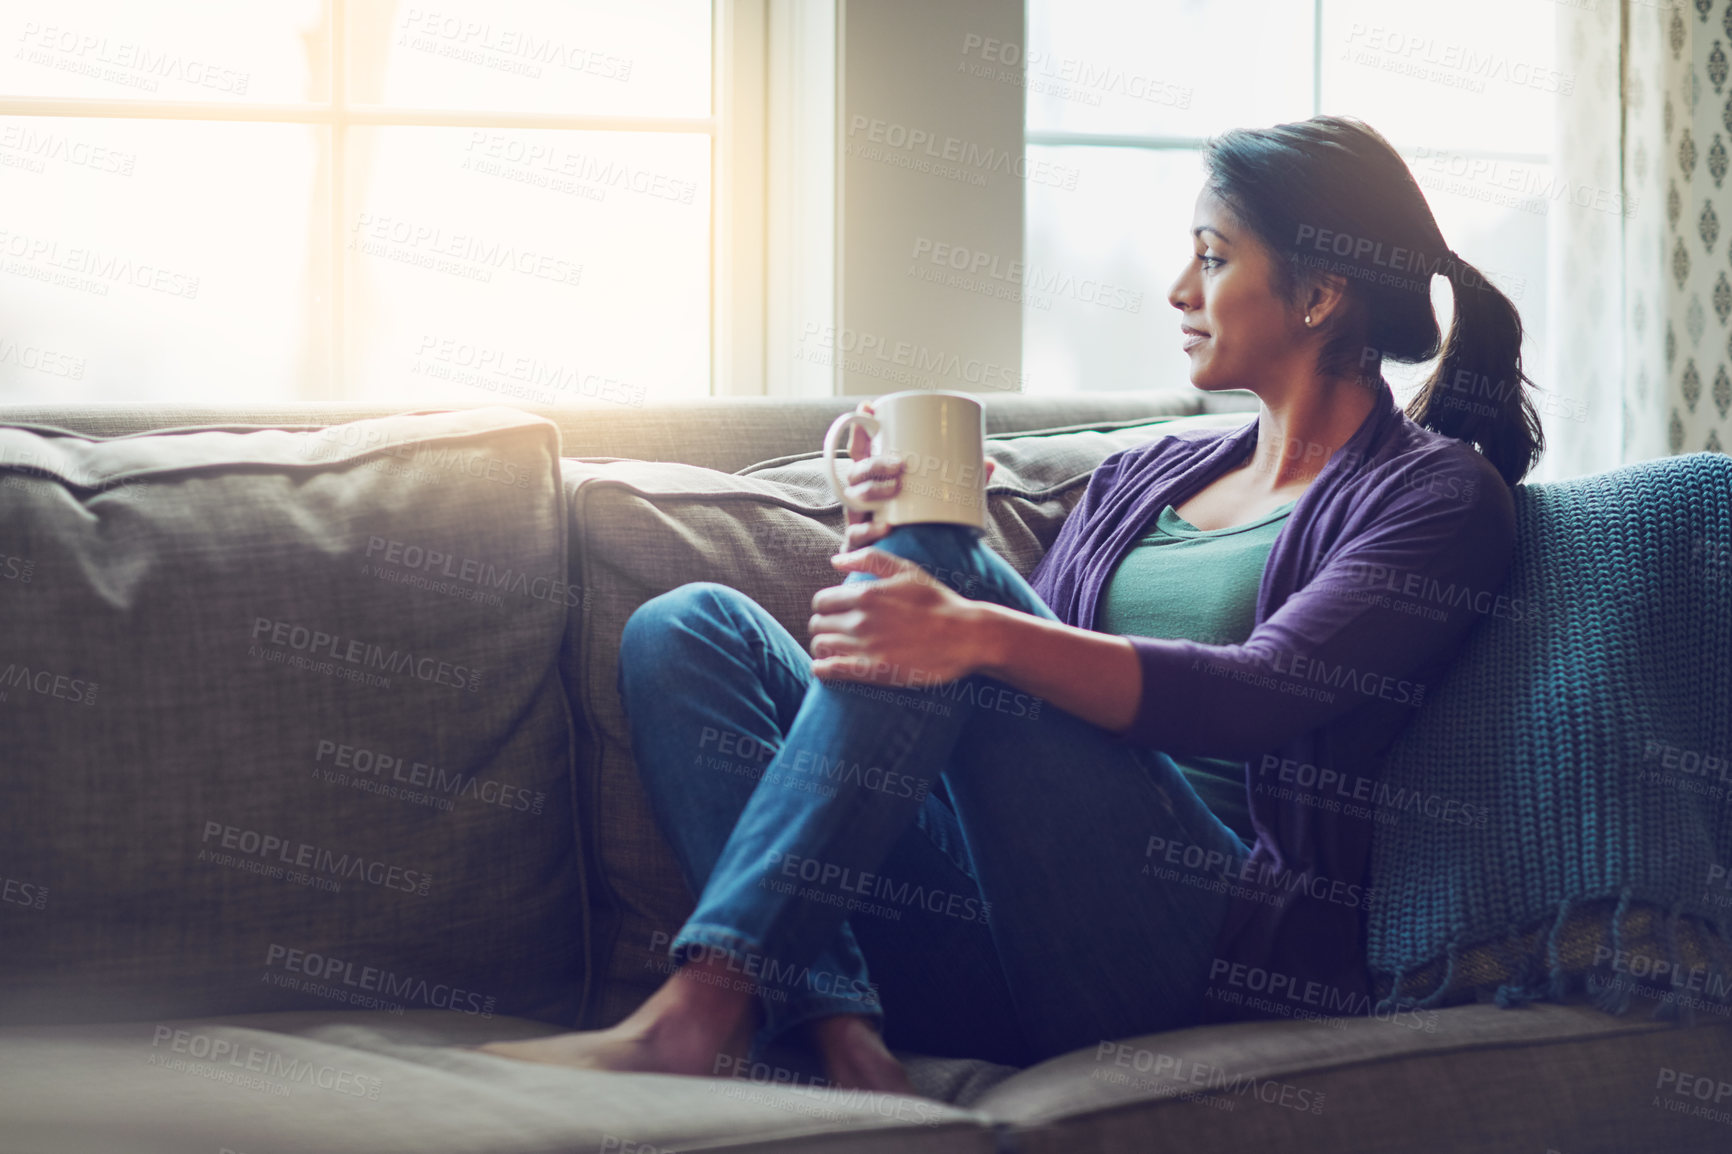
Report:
970,602,1142,734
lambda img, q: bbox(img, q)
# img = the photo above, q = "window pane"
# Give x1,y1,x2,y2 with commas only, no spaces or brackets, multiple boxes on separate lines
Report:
1022,145,1206,395
343,127,709,405
0,118,322,403
348,0,711,117
1023,0,1313,138
0,0,326,104
1320,0,1558,155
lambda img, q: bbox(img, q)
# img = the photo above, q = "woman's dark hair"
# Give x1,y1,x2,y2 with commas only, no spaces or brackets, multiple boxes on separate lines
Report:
1201,115,1543,487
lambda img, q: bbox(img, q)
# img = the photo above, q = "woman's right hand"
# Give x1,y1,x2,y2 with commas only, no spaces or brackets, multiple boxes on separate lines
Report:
842,402,904,550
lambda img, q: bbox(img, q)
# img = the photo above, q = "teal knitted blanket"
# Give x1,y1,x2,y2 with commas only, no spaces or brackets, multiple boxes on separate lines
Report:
1368,451,1732,1020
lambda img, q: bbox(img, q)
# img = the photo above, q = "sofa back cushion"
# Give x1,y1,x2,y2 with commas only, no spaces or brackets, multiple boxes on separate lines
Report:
562,412,1253,1026
0,391,1228,474
0,409,586,1025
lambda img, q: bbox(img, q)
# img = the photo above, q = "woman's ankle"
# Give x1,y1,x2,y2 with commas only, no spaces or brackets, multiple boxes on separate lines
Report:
805,1011,891,1060
654,957,761,1040
805,1013,912,1092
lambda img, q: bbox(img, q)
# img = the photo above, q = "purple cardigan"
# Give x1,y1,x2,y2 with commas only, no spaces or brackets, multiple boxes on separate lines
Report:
1028,377,1517,1019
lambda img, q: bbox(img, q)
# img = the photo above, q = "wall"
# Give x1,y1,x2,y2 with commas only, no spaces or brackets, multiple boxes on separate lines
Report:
833,0,1026,397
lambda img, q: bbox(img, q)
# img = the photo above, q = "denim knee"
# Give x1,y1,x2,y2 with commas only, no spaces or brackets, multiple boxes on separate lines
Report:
860,524,987,592
868,524,1057,621
618,581,750,700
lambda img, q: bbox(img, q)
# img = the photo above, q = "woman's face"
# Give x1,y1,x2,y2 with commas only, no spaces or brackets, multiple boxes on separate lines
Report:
1168,187,1308,392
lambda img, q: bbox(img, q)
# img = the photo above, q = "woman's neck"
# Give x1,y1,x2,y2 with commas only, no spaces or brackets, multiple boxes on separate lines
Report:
1240,372,1382,492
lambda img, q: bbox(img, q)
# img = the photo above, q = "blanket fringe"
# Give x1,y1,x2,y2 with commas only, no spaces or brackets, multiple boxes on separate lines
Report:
1590,891,1635,1015
1495,906,1571,1008
1386,888,1732,1020
1650,900,1698,1026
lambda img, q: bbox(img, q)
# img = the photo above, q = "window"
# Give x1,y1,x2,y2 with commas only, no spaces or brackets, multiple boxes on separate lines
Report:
1022,0,1555,407
0,0,716,405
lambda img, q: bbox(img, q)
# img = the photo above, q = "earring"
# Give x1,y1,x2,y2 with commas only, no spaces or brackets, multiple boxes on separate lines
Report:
1304,314,1312,326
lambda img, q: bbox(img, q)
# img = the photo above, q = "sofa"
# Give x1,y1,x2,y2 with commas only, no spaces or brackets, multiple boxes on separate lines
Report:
1,389,1728,1154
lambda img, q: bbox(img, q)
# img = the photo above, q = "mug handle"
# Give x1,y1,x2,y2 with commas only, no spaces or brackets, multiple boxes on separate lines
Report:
823,409,884,514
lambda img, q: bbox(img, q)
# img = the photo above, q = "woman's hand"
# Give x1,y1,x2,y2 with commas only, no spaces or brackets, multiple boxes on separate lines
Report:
842,403,996,550
808,549,994,686
808,538,1145,736
841,402,900,550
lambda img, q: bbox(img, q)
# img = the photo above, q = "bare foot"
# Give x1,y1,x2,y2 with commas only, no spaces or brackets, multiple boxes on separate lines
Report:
477,956,760,1077
808,1014,918,1095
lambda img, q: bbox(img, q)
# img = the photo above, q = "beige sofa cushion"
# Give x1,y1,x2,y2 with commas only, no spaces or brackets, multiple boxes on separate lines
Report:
0,390,1238,475
972,998,1732,1153
0,1009,1001,1154
4,998,1729,1153
0,409,586,1027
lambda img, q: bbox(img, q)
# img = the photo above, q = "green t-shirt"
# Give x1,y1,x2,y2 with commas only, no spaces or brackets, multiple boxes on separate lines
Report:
1095,499,1297,844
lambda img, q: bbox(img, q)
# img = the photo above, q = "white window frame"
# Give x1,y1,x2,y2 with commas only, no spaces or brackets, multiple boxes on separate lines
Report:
1026,1,1550,197
1024,0,1551,397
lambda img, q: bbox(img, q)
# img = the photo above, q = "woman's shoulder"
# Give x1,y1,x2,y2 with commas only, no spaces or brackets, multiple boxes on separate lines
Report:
1340,415,1516,537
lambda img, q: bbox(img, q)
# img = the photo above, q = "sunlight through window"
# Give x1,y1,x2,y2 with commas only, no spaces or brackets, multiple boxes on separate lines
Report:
0,0,712,404
1023,0,1556,406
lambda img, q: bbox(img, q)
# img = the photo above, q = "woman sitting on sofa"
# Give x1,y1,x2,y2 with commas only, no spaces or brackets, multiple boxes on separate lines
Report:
482,115,1542,1093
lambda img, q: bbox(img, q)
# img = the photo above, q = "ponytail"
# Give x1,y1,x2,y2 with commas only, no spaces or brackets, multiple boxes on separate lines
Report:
1403,253,1545,487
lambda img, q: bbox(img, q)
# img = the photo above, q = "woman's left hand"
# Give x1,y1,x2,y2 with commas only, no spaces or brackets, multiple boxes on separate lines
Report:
808,549,990,686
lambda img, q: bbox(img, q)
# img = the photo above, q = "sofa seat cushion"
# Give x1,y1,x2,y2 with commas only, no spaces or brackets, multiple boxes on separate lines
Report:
971,998,1732,1153
0,408,586,1027
0,1010,1000,1154
561,412,1256,1027
6,999,1730,1153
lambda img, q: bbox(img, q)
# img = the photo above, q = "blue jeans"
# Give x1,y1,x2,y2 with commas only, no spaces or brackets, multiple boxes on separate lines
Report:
617,524,1251,1067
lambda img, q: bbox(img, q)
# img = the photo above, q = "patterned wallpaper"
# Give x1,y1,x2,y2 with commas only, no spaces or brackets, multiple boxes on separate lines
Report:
1638,0,1732,457
1551,0,1732,477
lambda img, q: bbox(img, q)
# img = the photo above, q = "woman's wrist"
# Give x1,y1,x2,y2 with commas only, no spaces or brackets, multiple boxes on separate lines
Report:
958,603,1142,734
967,601,1017,681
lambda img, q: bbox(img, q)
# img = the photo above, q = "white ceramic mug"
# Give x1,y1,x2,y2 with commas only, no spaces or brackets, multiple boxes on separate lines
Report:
823,390,987,531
